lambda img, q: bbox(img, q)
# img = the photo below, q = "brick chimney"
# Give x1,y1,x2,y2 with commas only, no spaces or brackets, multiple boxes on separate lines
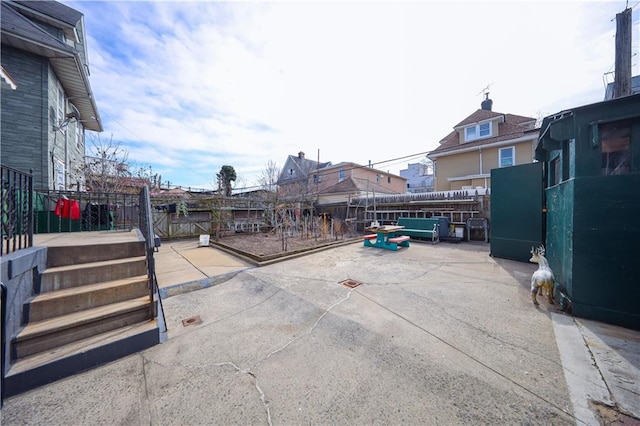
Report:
481,93,493,111
298,151,305,159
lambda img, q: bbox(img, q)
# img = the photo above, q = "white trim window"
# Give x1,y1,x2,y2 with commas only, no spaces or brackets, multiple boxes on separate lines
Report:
56,160,65,189
499,146,515,167
465,122,491,142
75,122,83,148
57,83,65,125
338,169,345,181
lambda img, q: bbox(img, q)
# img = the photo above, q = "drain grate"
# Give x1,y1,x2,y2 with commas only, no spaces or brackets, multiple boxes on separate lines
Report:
181,315,202,327
340,279,362,288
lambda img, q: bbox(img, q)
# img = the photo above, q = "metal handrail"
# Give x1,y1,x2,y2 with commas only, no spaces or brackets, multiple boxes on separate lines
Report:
139,186,156,318
1,165,33,255
139,186,166,336
1,282,6,407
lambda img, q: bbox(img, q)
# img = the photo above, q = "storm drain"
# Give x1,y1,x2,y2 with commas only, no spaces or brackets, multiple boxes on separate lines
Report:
340,279,362,288
182,315,202,327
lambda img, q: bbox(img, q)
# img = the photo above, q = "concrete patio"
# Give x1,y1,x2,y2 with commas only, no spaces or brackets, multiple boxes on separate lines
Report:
1,238,638,425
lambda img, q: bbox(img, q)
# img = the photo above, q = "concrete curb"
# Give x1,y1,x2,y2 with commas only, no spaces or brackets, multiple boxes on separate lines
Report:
159,269,250,299
552,312,612,425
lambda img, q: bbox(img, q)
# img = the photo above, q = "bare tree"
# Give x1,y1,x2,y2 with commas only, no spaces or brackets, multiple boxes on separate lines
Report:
419,157,434,176
258,160,281,228
79,133,157,193
258,160,280,193
535,110,548,129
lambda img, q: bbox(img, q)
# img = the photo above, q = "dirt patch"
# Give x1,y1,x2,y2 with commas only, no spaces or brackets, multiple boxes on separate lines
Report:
215,231,355,258
591,401,640,425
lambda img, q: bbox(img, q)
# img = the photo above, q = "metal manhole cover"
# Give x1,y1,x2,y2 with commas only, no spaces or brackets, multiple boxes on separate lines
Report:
181,315,202,327
340,279,362,288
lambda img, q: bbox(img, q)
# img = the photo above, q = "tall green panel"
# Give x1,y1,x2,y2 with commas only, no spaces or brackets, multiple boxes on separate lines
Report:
571,175,640,329
490,162,544,262
545,181,574,297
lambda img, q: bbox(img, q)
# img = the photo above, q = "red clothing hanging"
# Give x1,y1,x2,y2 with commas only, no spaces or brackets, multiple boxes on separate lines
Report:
54,198,81,219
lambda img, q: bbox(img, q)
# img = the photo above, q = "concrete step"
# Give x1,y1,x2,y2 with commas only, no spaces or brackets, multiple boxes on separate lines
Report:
4,320,159,398
46,237,146,268
12,296,152,359
26,274,150,322
40,256,148,292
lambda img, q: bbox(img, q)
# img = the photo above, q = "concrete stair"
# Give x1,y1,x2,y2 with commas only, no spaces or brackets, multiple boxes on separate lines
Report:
26,275,150,322
4,237,160,397
39,256,148,292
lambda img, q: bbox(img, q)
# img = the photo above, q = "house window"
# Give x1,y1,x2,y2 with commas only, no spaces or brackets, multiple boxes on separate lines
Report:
465,122,492,142
387,176,391,184
75,123,83,148
499,146,515,167
313,174,321,184
465,126,476,141
288,168,294,177
376,174,381,184
479,122,491,137
57,160,65,190
57,84,65,126
338,169,345,181
601,120,631,175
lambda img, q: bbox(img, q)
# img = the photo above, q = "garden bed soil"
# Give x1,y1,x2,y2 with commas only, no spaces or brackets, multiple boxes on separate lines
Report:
214,231,355,260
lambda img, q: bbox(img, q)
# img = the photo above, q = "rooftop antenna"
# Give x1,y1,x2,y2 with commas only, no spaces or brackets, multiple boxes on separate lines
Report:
477,83,494,111
477,83,493,98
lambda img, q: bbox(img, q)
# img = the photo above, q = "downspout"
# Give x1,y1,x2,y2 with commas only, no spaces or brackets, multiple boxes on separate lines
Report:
479,147,484,189
64,121,68,190
52,135,56,190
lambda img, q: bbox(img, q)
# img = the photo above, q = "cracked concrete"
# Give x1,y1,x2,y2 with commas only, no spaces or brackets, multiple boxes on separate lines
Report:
2,240,638,425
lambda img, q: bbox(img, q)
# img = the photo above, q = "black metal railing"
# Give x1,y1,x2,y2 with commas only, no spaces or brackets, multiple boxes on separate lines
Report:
139,186,165,331
1,282,6,407
33,189,140,234
1,165,33,256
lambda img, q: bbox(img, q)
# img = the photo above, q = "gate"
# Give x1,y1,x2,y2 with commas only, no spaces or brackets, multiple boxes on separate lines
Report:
490,162,544,262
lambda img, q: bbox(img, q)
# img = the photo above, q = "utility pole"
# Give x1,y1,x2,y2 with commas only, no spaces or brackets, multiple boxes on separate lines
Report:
613,7,632,99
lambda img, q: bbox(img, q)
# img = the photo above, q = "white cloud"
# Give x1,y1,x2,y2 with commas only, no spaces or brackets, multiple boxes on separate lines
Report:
68,0,639,189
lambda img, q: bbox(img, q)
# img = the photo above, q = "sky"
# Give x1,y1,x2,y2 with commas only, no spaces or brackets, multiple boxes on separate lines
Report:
63,0,640,191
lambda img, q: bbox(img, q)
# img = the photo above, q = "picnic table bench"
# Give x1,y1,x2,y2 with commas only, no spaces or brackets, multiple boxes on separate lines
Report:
395,217,440,243
363,225,410,251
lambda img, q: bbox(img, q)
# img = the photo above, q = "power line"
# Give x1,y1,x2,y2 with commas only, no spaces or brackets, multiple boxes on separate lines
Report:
369,151,431,168
100,111,218,187
98,111,434,191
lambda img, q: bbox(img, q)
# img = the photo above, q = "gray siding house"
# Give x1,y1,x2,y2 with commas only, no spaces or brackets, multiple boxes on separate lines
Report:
1,0,102,190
